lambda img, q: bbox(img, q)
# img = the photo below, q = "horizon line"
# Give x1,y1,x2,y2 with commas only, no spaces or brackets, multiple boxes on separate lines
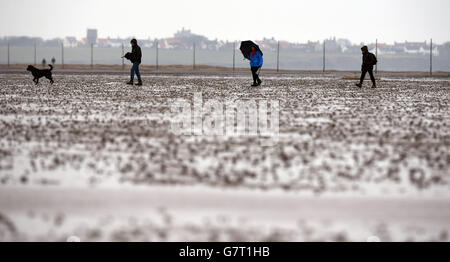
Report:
0,32,447,46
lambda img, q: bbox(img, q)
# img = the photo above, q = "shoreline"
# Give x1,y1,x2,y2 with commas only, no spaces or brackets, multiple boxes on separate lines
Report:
1,64,449,78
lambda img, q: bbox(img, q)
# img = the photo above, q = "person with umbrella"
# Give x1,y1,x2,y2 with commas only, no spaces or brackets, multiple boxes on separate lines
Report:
240,41,263,86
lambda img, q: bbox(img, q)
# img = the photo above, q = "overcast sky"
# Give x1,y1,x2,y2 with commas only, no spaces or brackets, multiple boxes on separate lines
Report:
0,0,449,44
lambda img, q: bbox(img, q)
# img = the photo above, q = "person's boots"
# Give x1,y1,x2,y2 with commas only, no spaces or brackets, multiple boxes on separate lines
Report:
126,80,134,85
371,84,377,88
136,80,143,86
251,82,258,87
355,83,362,88
257,79,262,86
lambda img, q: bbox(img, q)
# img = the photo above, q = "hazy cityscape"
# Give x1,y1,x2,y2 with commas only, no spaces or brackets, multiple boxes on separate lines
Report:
1,27,447,54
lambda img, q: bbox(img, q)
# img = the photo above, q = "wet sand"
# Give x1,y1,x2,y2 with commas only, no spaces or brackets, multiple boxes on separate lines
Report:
0,72,449,241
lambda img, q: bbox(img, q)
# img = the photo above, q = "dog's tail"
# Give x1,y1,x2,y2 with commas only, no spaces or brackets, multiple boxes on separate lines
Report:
48,64,53,71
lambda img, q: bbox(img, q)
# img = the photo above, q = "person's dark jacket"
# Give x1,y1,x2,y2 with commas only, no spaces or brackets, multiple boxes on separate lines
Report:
131,44,142,63
362,52,377,70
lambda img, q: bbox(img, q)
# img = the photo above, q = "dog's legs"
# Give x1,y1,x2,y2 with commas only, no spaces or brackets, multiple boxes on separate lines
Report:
45,75,54,85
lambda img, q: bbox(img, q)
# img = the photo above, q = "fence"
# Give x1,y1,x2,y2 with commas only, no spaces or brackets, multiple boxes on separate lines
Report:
0,39,445,73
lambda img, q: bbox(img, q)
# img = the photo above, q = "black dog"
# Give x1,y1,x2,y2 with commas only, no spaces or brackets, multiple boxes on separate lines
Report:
26,64,54,84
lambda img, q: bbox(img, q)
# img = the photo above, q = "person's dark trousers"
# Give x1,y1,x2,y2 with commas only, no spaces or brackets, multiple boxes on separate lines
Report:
130,62,141,82
360,68,376,86
251,66,261,84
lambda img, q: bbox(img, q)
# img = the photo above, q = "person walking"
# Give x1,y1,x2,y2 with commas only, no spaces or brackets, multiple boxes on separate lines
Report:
249,46,263,87
51,57,56,67
126,39,143,86
41,58,46,68
356,45,377,88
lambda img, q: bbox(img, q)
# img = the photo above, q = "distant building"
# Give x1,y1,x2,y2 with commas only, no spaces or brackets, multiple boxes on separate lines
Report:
64,36,77,47
172,28,214,50
323,37,342,53
393,41,430,55
97,38,110,47
86,29,98,45
174,27,195,39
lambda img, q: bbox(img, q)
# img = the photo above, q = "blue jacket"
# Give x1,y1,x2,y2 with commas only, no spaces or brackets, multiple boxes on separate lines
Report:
249,50,263,67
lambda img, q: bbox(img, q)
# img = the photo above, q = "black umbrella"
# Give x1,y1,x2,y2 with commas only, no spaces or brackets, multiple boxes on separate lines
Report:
122,52,133,61
240,41,263,60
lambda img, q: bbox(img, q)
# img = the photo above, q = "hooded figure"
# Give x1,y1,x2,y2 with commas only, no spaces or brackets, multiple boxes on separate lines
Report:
126,38,143,86
249,46,263,87
356,45,377,88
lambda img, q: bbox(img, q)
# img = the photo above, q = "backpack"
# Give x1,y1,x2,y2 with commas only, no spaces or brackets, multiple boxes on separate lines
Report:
371,53,377,65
